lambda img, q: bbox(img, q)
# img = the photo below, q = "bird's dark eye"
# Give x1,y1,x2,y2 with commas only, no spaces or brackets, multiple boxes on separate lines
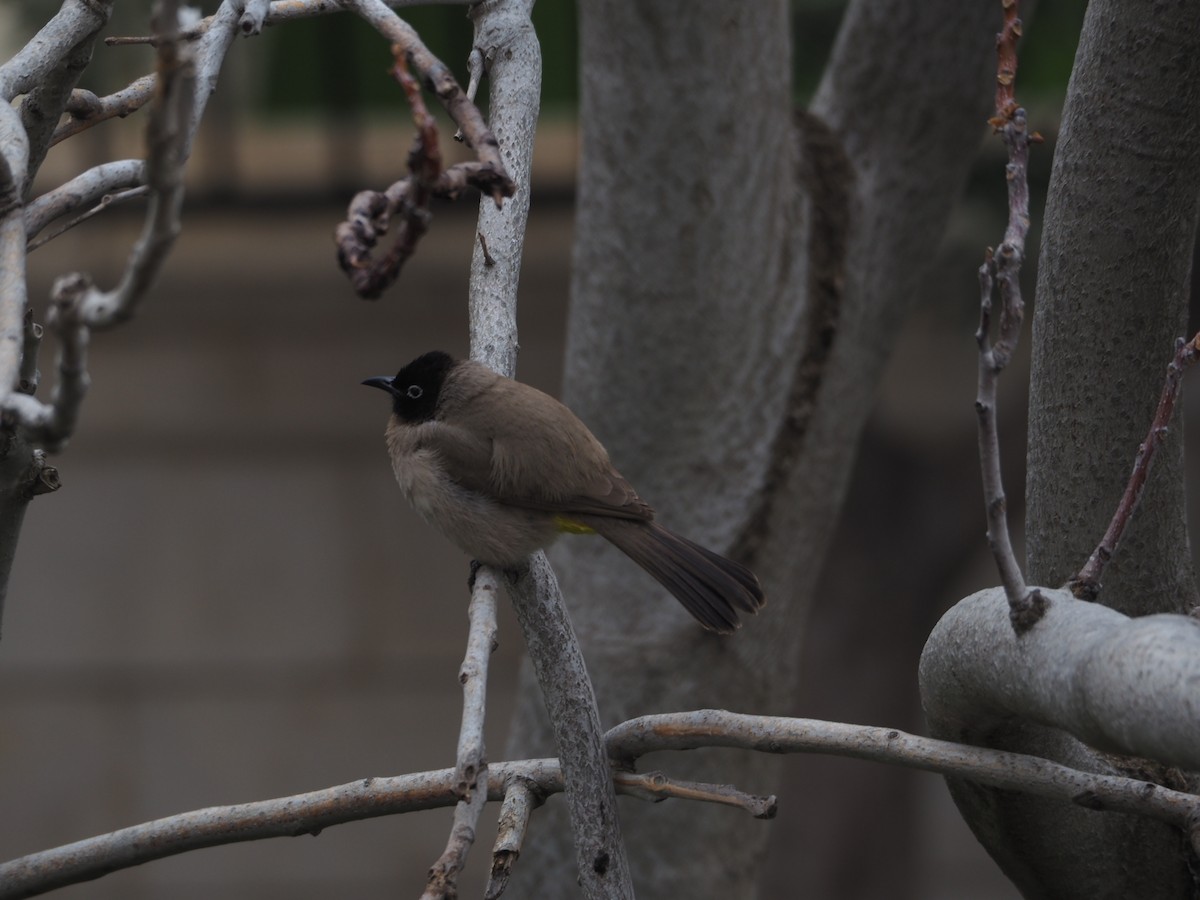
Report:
406,384,423,399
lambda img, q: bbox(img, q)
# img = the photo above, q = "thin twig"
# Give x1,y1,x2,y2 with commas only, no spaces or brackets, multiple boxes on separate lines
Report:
477,232,495,266
455,566,499,799
613,770,776,819
989,0,1021,126
1069,333,1200,600
24,160,147,242
334,52,441,299
973,0,1046,634
16,311,42,396
419,766,489,900
27,187,150,253
485,779,537,900
421,536,497,899
454,47,485,143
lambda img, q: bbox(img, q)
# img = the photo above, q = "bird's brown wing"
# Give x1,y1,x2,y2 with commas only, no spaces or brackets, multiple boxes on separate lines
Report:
425,375,654,523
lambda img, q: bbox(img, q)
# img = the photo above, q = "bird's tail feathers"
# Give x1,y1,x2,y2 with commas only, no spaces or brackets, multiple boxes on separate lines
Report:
581,518,765,634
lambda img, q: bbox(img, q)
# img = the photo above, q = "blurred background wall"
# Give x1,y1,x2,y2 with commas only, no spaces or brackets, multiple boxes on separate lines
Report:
7,2,1196,898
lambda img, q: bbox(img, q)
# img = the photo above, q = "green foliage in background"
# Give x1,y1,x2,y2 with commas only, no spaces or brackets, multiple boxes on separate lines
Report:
255,1,1083,115
9,1,1085,115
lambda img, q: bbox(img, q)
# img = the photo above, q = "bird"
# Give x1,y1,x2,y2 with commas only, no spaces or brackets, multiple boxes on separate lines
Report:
363,351,765,633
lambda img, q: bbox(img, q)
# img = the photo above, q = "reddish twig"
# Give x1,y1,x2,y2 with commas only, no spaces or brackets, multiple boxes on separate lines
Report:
989,0,1021,127
334,0,516,300
334,51,513,300
1068,334,1200,601
334,53,438,300
974,0,1047,634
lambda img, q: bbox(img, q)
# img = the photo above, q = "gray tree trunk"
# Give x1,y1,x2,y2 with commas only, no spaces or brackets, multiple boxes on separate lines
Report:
1026,0,1200,618
941,2,1200,897
505,0,997,895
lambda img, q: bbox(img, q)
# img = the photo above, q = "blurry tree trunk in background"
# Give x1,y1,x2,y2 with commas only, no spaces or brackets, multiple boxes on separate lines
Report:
505,0,998,895
943,2,1200,897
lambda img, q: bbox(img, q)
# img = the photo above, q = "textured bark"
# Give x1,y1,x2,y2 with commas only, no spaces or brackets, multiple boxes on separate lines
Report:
1026,0,1200,616
504,0,997,895
940,2,1200,897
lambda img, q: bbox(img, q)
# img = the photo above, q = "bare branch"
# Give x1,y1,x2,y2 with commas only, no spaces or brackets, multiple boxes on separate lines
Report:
1069,333,1200,601
453,47,485,143
613,770,776,819
1,1,198,455
0,106,31,409
459,4,632,895
420,556,498,899
0,0,113,102
86,2,471,146
19,10,112,187
420,767,489,900
333,21,514,300
973,0,1045,633
340,0,512,199
1,276,91,453
6,706,1200,899
0,762,560,900
0,104,30,214
24,160,148,242
189,3,246,145
989,0,1021,127
605,707,1200,828
71,2,198,331
51,76,157,146
28,184,150,252
335,162,508,298
467,0,539,377
29,187,150,254
485,779,537,900
503,556,634,899
335,52,442,299
456,566,499,798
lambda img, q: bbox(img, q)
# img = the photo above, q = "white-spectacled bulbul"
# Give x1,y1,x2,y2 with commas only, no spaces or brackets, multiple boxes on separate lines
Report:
363,351,764,633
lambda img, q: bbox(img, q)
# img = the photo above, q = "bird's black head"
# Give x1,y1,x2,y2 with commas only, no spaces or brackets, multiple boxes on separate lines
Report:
362,351,456,423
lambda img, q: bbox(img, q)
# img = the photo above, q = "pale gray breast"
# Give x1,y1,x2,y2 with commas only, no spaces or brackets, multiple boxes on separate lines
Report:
384,417,559,564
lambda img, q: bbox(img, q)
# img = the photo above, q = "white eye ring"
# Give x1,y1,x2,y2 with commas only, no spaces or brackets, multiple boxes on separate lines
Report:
406,384,423,399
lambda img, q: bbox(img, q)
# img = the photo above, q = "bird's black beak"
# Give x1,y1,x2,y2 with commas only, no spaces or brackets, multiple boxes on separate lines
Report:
362,376,398,396
362,376,400,398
